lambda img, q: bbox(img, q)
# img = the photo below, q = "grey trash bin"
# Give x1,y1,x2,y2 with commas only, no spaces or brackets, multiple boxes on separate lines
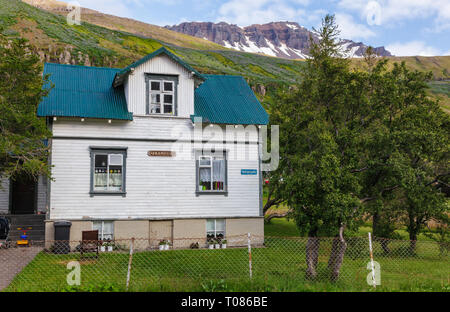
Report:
54,220,72,254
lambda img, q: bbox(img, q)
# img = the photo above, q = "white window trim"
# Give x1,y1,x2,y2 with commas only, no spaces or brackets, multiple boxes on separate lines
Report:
93,221,114,241
149,80,175,116
206,219,226,239
197,152,227,194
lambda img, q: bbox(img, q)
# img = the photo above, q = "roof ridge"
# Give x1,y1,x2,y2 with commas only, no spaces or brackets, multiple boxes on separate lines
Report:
44,63,121,71
204,74,244,78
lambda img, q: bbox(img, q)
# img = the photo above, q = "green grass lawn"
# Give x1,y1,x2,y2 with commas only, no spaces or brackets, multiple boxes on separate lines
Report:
4,236,448,292
264,216,437,241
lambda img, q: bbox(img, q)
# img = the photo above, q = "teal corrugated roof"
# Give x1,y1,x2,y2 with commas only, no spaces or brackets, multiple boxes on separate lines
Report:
38,63,133,120
193,75,269,125
113,47,204,86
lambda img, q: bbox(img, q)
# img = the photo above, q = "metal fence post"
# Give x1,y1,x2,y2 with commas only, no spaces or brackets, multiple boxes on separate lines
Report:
368,233,376,288
126,237,135,291
247,233,252,279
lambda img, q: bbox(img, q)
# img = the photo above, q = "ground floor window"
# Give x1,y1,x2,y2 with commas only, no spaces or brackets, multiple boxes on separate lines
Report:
90,148,127,195
206,219,225,241
93,221,114,241
197,150,227,194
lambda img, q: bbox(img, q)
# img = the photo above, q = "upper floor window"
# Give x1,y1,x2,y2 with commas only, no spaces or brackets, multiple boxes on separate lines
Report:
146,74,178,116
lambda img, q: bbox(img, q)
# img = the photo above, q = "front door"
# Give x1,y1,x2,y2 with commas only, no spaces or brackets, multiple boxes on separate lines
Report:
10,175,36,214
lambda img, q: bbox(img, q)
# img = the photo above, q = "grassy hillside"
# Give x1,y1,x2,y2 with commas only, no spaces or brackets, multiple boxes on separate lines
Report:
351,56,450,80
0,0,305,87
22,0,229,51
1,0,449,110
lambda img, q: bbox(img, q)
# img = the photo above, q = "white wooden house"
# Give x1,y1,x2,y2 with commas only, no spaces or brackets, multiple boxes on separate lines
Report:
0,47,269,247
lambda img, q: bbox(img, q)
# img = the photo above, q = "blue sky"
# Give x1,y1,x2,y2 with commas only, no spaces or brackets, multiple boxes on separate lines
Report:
73,0,450,56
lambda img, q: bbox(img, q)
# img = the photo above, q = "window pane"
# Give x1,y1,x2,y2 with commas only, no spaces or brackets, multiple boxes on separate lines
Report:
216,219,225,232
163,81,173,92
94,154,107,190
199,156,211,166
163,104,173,114
150,104,161,114
109,154,122,166
92,221,101,232
108,166,122,191
151,93,160,104
212,159,225,190
199,167,211,190
150,81,160,91
163,94,173,104
103,221,114,240
206,220,215,232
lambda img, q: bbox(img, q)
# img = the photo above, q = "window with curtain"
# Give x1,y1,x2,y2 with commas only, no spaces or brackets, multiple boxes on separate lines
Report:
197,151,227,193
93,221,114,241
91,148,126,194
206,219,225,240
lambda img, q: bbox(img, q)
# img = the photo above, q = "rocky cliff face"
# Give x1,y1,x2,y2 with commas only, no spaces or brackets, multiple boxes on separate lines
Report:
166,21,392,59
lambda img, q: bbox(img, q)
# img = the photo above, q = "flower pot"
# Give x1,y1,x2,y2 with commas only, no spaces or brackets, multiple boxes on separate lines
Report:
100,246,106,252
221,244,227,249
208,244,214,249
107,246,113,252
215,244,220,249
159,245,165,251
164,244,170,250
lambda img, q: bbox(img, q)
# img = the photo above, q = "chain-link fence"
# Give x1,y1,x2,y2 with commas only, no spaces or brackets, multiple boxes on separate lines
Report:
1,234,449,292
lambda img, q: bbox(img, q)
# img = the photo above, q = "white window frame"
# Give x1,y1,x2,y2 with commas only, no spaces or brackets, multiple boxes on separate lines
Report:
149,79,175,115
90,147,127,196
206,219,225,239
93,153,124,192
93,221,114,241
197,152,227,194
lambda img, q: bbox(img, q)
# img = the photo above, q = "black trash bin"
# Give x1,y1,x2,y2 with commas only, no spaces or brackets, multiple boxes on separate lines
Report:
54,220,71,254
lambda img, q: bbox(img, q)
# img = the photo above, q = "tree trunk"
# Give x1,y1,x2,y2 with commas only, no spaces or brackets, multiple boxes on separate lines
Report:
327,227,347,282
380,238,390,254
305,236,320,280
409,232,417,255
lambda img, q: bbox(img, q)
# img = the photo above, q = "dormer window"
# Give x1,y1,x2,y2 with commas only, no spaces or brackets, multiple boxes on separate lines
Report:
146,74,178,116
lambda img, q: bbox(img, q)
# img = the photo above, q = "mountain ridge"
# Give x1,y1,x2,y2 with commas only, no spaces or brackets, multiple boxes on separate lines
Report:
166,21,392,59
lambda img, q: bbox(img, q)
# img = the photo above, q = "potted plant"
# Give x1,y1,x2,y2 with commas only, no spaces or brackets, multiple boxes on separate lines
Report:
221,239,227,249
107,242,114,252
100,242,106,252
208,239,215,249
165,240,171,250
214,239,220,249
159,240,166,251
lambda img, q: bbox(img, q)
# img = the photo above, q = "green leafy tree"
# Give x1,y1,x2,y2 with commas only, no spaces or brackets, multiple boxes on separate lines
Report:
0,37,52,181
269,14,449,280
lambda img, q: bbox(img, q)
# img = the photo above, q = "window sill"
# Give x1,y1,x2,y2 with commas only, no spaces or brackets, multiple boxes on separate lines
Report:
90,192,127,197
196,191,228,197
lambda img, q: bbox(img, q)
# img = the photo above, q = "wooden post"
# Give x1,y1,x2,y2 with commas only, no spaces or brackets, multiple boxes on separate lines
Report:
368,233,376,288
126,237,135,291
247,233,252,279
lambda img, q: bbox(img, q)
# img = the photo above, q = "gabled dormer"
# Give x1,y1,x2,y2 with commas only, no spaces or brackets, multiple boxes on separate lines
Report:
112,47,205,118
37,47,268,126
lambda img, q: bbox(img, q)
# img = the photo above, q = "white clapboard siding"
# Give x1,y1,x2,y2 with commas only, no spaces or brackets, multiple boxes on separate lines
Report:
49,138,260,220
0,178,9,214
37,175,47,213
52,118,259,143
125,54,195,117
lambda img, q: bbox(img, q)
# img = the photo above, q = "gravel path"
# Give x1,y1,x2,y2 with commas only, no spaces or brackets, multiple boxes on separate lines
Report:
0,245,42,291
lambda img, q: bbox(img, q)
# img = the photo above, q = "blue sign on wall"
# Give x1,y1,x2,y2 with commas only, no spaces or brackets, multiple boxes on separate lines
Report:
241,169,258,175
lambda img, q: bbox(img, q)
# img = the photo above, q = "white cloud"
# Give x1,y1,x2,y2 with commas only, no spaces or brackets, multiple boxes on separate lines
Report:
338,0,450,32
217,0,310,26
335,13,376,40
386,41,441,56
